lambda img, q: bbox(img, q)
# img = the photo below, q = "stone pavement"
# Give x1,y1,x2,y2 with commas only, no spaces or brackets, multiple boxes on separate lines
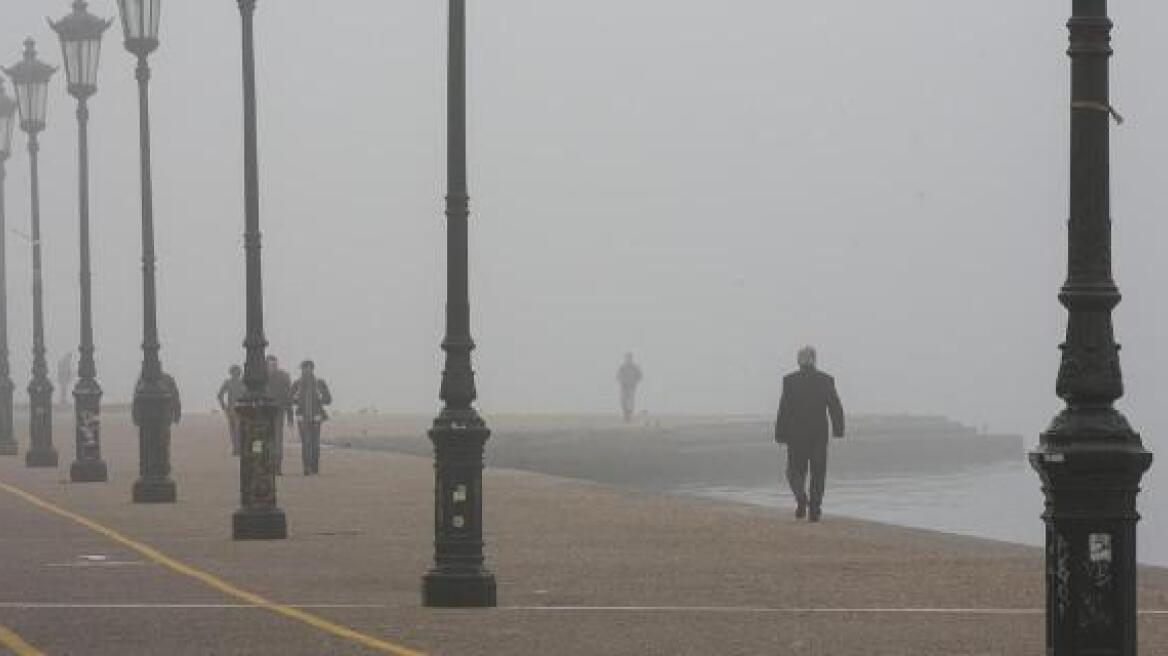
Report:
0,409,1165,655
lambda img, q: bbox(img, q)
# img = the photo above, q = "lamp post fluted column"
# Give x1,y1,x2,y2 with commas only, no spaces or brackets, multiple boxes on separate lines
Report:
0,150,14,458
231,0,286,541
129,51,174,499
129,52,174,503
0,80,13,458
5,40,59,469
24,129,55,469
68,94,105,482
116,0,178,502
53,0,114,483
421,0,496,608
1029,1,1153,654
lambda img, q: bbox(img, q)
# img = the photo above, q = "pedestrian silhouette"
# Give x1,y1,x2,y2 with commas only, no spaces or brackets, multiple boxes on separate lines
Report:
56,352,73,407
616,352,643,423
290,360,331,475
774,346,844,522
264,355,293,475
216,365,246,456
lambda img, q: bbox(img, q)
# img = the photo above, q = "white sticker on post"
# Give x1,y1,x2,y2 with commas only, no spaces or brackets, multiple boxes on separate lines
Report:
1089,533,1112,563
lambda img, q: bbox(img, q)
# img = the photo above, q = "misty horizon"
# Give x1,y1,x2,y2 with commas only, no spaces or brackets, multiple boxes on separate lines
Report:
0,1,1161,456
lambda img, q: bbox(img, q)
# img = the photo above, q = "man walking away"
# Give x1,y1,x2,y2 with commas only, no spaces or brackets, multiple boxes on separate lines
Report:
774,346,844,522
216,365,245,456
616,352,643,423
291,360,331,475
264,355,293,475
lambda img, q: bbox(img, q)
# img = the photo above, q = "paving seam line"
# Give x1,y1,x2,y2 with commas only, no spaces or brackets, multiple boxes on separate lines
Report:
0,481,424,656
0,624,45,656
506,606,1168,616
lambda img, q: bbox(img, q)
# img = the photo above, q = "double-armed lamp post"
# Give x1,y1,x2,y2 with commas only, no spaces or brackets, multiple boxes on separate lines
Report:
4,40,58,470
117,0,176,503
1029,1,1153,654
51,0,112,483
0,82,16,458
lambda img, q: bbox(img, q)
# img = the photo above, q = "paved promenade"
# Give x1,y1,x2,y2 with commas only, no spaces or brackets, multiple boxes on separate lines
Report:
0,410,1165,655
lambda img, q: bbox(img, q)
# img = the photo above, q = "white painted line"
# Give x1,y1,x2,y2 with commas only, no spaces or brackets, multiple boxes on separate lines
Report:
504,606,1168,616
3,602,1166,617
0,603,386,610
45,561,145,568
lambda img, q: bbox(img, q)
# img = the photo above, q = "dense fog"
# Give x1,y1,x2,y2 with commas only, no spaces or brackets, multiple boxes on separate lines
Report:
0,0,1162,460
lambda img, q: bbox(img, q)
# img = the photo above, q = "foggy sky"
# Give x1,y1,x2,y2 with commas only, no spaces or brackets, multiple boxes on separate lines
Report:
0,0,1163,459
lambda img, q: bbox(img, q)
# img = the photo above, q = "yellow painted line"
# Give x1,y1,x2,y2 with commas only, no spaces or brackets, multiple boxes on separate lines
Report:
0,624,45,656
0,482,424,656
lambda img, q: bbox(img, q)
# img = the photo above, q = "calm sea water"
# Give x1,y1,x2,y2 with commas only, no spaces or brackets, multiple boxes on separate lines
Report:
677,460,1167,567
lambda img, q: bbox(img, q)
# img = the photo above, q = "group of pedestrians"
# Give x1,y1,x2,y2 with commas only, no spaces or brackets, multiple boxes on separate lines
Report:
216,355,332,476
214,344,841,519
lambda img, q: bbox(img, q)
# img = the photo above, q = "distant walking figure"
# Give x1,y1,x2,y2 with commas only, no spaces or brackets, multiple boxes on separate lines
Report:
265,355,294,475
616,352,643,423
216,365,246,456
774,346,844,522
161,372,182,424
56,352,73,406
291,360,331,475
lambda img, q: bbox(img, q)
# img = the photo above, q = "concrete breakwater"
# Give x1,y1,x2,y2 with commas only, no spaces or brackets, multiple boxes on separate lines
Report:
331,414,1024,491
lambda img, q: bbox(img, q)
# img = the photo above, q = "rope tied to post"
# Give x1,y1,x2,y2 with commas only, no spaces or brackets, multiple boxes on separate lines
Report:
1071,100,1124,125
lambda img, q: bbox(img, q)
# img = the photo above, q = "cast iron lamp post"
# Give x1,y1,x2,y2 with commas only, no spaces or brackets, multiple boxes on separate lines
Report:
0,81,16,458
231,0,286,540
4,40,58,469
421,0,496,607
51,0,113,483
1029,1,1153,653
118,0,176,503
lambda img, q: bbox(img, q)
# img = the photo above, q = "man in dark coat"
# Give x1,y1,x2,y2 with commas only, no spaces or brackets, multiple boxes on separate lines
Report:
290,360,331,475
264,355,294,475
774,346,844,522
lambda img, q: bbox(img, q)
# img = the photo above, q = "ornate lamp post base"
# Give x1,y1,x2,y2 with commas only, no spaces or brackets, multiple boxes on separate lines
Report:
132,476,175,503
1030,412,1151,652
232,399,287,541
131,382,176,503
71,381,105,483
422,422,496,608
232,508,287,540
26,379,55,468
70,458,107,482
25,447,57,468
423,570,497,608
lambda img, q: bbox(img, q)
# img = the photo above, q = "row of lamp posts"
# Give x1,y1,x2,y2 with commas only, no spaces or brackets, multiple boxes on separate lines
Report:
0,0,495,600
0,0,276,528
0,0,171,497
0,2,1156,652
